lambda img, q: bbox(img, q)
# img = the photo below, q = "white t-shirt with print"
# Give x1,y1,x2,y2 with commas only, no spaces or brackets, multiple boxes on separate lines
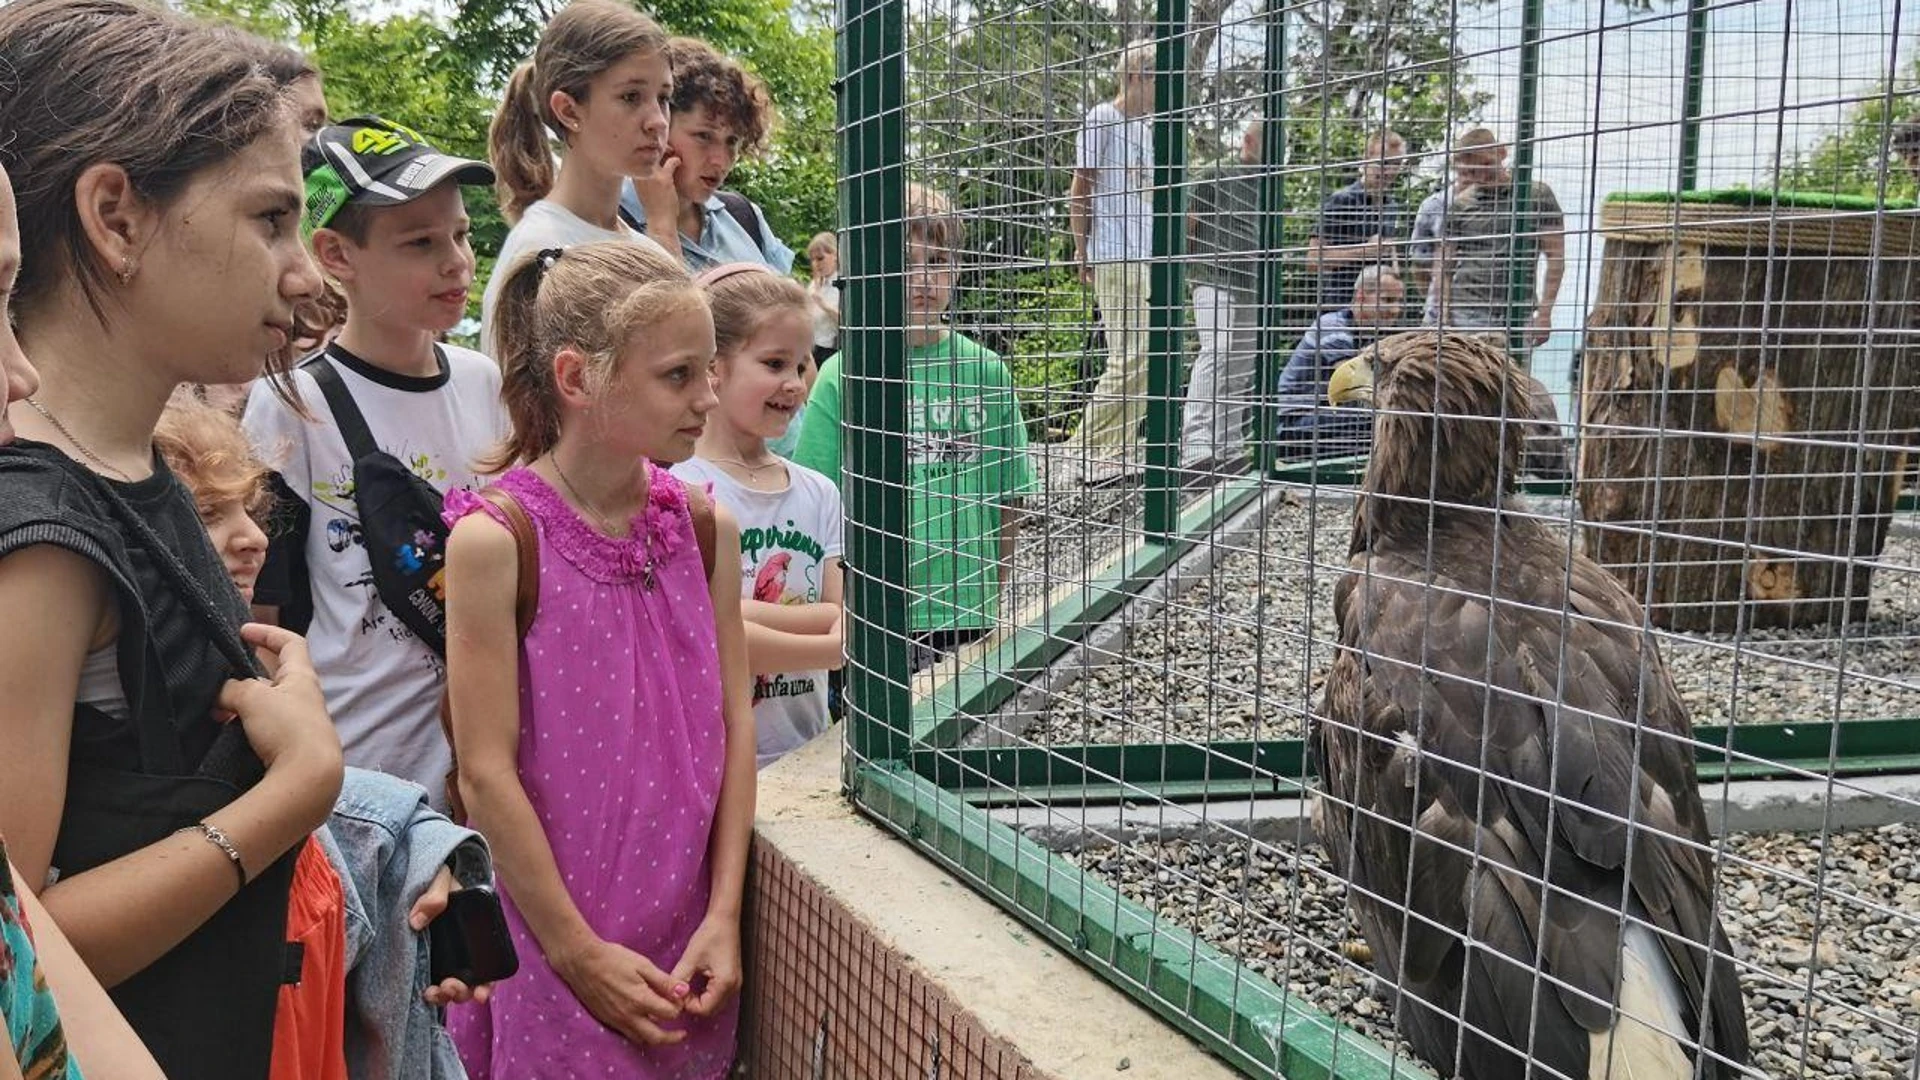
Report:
671,456,844,768
242,343,509,805
479,199,674,356
1076,100,1153,263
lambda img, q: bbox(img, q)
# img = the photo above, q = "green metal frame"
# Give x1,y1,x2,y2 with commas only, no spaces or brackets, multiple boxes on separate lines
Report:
838,1,1920,1075
850,760,1438,1080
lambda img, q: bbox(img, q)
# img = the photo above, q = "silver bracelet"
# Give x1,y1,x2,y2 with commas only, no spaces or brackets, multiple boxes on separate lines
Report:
176,822,248,891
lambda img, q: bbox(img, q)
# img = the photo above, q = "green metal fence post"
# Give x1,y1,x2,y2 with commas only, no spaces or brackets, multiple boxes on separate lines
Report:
1506,0,1544,359
1679,0,1710,192
1253,1,1289,474
840,0,910,766
1144,6,1190,541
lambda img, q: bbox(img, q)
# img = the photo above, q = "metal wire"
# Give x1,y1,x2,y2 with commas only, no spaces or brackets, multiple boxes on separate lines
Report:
836,0,1920,1076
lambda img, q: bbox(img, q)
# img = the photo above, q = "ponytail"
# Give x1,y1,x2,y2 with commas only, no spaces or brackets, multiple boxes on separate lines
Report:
481,241,702,473
485,0,669,225
488,61,555,225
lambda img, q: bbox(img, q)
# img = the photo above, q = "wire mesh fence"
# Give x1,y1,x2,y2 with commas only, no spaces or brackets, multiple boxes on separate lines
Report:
833,0,1920,1077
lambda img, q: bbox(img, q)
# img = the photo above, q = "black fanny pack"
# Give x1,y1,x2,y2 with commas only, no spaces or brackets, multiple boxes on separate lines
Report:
305,354,450,656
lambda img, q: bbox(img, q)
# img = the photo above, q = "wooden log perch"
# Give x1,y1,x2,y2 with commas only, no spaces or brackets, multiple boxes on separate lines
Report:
1578,200,1920,632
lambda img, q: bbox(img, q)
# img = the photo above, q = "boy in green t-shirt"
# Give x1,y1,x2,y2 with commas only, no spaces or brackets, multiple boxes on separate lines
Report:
793,184,1037,670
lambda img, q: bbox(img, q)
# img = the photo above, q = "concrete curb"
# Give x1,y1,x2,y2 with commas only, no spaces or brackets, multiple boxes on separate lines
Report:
993,773,1920,851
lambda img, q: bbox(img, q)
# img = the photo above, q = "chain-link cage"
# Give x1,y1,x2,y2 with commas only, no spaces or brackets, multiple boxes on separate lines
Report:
833,0,1920,1076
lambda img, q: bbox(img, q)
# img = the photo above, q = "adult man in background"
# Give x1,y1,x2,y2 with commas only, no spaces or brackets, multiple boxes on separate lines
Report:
1065,39,1157,478
1433,129,1565,349
1305,129,1408,312
1179,120,1266,474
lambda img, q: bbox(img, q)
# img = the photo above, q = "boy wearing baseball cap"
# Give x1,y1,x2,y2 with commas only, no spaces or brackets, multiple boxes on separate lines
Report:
243,116,509,804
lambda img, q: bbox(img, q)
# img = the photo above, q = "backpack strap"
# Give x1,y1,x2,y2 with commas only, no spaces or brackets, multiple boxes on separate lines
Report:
685,481,717,581
715,190,766,254
475,486,540,636
302,353,380,463
441,484,540,822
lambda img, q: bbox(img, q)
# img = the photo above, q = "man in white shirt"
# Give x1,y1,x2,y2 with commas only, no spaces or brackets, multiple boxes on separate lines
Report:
1064,39,1156,478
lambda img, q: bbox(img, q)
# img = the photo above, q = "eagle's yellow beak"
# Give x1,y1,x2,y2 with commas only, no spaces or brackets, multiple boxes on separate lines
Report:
1327,353,1375,408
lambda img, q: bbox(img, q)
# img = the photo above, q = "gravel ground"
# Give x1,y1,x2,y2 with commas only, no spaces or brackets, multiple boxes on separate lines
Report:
1073,823,1920,1079
1013,488,1920,745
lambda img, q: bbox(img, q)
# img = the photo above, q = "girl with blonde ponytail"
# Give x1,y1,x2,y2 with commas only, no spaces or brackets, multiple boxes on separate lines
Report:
480,0,684,353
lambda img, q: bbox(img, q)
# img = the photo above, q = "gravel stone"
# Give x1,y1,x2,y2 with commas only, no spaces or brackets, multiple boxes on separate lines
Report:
1071,822,1920,1079
1016,489,1920,745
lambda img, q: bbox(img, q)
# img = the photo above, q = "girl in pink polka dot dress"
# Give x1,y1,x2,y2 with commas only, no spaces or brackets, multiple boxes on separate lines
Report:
441,240,755,1079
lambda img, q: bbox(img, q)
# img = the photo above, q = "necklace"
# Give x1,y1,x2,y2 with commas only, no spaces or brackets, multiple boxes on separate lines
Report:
550,454,655,590
709,456,784,486
21,396,133,482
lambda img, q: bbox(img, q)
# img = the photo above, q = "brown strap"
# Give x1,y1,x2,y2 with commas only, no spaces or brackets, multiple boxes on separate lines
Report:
442,484,541,823
685,479,717,581
476,486,540,636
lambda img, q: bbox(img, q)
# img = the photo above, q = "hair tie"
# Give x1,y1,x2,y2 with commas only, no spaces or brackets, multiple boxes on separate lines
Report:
536,248,563,273
695,261,772,289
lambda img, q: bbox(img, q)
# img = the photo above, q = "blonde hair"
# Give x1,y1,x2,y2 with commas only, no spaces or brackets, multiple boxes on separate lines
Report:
806,231,837,259
154,392,271,519
906,182,962,251
484,240,703,471
488,0,668,224
1116,38,1154,84
696,263,809,358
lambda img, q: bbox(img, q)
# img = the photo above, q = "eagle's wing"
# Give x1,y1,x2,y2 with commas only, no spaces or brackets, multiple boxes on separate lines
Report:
1315,516,1746,1079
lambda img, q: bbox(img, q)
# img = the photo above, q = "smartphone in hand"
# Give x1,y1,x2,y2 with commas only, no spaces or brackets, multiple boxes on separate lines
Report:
428,884,520,987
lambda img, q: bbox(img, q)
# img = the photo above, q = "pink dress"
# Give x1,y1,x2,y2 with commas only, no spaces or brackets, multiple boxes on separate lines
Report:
445,464,735,1079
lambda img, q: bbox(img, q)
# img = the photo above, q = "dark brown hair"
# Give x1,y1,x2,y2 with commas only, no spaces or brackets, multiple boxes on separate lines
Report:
0,0,291,321
666,37,777,156
484,240,703,470
489,0,669,223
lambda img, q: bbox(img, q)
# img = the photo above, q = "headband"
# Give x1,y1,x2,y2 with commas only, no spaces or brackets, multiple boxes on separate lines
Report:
695,261,775,289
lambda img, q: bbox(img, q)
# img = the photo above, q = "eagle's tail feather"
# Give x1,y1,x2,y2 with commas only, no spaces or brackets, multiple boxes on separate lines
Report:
1592,919,1694,1080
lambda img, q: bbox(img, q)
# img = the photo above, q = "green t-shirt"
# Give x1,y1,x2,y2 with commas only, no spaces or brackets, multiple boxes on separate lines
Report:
793,331,1038,633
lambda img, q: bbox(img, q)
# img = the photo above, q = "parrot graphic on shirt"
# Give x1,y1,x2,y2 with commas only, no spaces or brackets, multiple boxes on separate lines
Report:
754,553,794,604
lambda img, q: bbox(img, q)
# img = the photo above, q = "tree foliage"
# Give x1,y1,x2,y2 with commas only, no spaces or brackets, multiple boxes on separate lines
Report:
179,0,836,265
1776,56,1919,202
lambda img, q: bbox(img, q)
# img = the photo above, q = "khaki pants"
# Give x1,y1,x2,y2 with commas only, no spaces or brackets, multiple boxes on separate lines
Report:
1067,261,1152,458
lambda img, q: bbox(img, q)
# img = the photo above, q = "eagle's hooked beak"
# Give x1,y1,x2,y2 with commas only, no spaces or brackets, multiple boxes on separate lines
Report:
1327,353,1375,408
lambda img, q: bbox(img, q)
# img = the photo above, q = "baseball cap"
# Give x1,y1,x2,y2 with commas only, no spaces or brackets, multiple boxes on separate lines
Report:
302,116,495,237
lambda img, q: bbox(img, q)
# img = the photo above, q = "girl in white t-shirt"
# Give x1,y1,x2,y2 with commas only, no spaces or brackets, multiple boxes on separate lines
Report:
673,263,845,767
480,0,685,351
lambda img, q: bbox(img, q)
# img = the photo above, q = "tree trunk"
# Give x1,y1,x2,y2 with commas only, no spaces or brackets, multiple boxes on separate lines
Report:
1578,202,1920,633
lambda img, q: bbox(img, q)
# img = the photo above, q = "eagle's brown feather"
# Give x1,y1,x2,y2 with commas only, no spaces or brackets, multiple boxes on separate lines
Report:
1311,332,1749,1079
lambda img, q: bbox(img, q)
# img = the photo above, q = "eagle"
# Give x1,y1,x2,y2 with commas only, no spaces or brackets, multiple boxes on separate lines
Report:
1310,331,1749,1079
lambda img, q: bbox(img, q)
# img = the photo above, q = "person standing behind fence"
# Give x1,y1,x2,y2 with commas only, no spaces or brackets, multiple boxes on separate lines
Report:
1433,129,1565,349
674,264,844,768
1407,131,1490,327
443,242,753,1079
1179,121,1267,474
481,0,681,352
793,185,1037,672
1305,129,1408,312
805,232,841,366
618,38,793,273
1064,39,1156,476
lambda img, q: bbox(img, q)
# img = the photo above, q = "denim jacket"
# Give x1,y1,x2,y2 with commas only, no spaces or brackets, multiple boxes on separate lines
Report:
317,767,493,1080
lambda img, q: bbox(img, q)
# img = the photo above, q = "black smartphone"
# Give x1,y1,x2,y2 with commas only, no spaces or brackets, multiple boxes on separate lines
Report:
428,884,520,986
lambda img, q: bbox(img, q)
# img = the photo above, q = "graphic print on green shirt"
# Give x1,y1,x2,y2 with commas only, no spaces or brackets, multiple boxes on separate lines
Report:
793,332,1038,633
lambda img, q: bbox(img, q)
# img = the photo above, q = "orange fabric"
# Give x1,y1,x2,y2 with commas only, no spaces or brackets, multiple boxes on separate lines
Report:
269,836,349,1080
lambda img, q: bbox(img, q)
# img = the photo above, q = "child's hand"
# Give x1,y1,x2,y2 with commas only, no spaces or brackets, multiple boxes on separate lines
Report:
667,913,742,1018
554,939,685,1046
410,866,495,1006
218,624,343,775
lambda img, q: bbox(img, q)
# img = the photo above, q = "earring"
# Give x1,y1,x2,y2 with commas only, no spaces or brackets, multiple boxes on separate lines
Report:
116,257,136,286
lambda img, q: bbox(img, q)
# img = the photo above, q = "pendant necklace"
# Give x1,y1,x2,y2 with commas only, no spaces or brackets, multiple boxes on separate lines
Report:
551,455,655,590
